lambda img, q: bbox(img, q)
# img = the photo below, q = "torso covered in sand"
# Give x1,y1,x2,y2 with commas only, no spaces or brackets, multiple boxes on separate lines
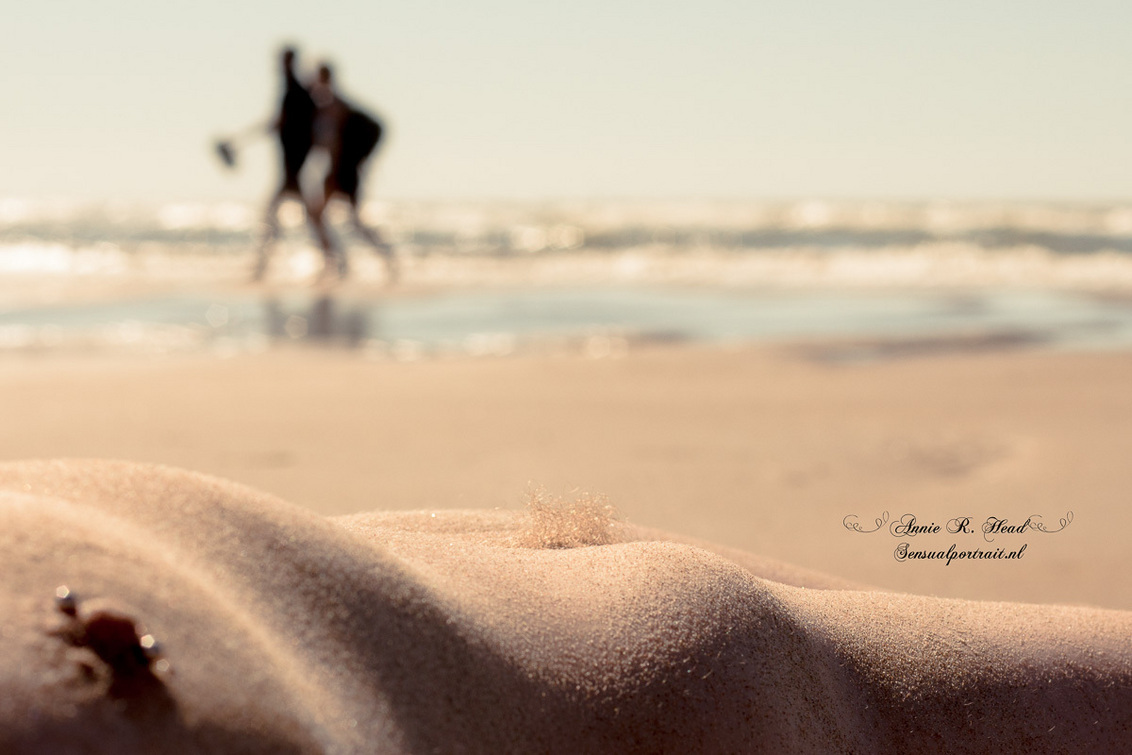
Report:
1,460,1129,753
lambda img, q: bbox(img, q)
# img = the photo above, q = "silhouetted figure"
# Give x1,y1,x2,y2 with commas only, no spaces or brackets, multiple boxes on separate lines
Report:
310,63,397,282
252,47,336,282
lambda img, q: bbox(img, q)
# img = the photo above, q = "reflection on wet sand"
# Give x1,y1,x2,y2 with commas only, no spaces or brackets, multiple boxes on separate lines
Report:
2,287,1132,360
264,295,370,347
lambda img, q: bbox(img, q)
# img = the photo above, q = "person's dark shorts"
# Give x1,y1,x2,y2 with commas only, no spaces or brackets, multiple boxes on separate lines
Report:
282,143,311,190
333,161,361,201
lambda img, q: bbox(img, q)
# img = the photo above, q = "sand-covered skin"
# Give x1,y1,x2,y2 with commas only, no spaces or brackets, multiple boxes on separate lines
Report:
2,460,1130,753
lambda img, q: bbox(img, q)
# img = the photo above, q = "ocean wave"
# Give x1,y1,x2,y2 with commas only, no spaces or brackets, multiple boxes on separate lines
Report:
3,198,1132,258
5,240,1132,291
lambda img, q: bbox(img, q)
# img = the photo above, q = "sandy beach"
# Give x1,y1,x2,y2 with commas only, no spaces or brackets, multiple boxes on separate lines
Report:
2,342,1128,609
3,341,1132,752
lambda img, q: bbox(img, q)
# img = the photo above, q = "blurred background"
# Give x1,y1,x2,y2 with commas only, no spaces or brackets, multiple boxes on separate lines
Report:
4,0,1132,356
7,0,1132,202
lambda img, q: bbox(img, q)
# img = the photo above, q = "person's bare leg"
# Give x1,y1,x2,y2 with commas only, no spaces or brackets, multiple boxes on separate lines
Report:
349,200,397,283
315,177,351,282
304,190,344,283
252,188,286,282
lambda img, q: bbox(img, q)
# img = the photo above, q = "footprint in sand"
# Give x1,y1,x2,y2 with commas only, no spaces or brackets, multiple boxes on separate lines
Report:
883,430,1012,478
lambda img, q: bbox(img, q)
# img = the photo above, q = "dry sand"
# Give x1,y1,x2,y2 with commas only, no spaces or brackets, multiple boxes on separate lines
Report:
1,344,1129,608
2,345,1131,751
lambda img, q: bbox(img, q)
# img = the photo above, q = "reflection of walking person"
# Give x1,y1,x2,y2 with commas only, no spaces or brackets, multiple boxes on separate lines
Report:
253,47,336,282
311,63,397,283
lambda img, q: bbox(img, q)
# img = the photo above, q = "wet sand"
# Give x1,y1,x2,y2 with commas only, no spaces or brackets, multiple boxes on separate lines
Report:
2,345,1131,751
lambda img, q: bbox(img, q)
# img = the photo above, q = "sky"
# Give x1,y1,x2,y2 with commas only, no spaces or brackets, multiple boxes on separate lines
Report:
4,0,1132,204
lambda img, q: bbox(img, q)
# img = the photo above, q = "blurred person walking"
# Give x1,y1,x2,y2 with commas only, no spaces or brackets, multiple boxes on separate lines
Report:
309,62,397,282
214,47,337,281
250,46,338,281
